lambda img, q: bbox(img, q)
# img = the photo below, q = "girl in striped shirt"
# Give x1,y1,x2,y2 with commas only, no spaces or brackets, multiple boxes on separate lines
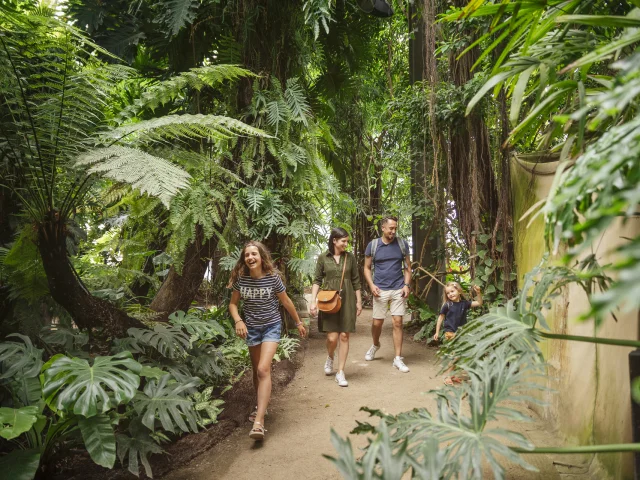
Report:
229,241,306,441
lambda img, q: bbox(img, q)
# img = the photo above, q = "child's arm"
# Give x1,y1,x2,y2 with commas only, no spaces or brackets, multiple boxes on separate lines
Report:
277,291,307,338
471,285,483,308
229,290,247,339
433,314,445,341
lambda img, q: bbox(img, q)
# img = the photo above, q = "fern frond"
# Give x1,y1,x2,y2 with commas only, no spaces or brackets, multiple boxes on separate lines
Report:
120,65,255,119
76,146,192,207
110,114,271,144
285,78,312,126
266,100,289,134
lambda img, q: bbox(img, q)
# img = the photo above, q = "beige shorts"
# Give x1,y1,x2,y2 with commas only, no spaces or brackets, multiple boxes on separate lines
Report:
372,288,406,319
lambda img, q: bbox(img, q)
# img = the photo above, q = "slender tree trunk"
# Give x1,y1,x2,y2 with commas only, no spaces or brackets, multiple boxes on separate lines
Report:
37,214,144,337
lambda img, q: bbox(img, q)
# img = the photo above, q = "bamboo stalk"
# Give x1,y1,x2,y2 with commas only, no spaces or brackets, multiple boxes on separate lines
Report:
540,332,640,348
512,444,640,454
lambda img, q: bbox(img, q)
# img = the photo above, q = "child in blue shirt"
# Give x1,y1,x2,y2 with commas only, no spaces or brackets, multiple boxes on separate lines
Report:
433,281,483,386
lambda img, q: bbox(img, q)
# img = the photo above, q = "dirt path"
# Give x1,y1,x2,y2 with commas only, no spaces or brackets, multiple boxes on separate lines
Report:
165,309,582,480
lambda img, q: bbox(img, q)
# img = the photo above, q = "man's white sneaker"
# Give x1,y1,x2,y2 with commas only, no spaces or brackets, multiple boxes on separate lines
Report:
335,371,348,387
324,356,334,375
365,344,380,361
393,357,410,373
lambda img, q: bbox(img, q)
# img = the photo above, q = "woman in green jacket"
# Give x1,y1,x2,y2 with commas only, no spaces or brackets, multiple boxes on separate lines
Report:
310,227,362,387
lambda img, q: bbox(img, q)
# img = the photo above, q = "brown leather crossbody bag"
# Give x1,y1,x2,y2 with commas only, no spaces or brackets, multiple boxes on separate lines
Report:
316,255,348,314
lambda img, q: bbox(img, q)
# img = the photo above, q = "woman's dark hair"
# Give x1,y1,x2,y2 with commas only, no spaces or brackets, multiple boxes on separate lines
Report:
328,227,349,254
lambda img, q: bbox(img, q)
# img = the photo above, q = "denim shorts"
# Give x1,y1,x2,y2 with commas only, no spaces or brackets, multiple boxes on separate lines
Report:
246,322,281,347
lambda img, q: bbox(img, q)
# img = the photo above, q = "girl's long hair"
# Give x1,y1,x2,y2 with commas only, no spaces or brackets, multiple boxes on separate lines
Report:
228,241,277,287
442,281,466,307
328,227,349,254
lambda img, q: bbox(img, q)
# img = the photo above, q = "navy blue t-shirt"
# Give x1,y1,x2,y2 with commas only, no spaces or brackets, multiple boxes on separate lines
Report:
440,300,472,333
365,238,408,290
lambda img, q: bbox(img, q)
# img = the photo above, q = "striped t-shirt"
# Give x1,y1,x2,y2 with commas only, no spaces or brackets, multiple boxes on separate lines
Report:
232,274,286,327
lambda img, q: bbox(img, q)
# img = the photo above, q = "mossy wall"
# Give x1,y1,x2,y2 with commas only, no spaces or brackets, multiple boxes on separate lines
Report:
511,157,639,480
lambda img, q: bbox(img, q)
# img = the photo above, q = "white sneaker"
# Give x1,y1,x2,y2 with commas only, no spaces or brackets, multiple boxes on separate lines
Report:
324,356,334,375
365,344,380,361
393,356,410,373
335,371,348,387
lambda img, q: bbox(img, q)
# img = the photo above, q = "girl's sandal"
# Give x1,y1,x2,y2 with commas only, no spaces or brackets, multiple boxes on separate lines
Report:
248,406,268,423
249,421,266,440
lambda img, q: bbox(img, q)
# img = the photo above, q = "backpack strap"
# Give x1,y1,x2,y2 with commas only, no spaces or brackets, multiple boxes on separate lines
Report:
397,237,407,257
370,238,380,281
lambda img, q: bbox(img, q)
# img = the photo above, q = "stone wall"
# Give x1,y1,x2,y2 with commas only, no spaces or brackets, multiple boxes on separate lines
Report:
511,155,639,480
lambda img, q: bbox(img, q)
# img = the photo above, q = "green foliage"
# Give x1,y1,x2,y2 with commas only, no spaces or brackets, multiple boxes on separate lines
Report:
76,146,192,208
78,414,117,468
274,336,300,362
407,295,437,342
169,310,227,340
134,374,202,434
0,303,270,479
0,406,40,440
154,0,200,37
42,351,142,417
303,0,335,39
116,419,164,478
0,449,41,480
192,386,224,427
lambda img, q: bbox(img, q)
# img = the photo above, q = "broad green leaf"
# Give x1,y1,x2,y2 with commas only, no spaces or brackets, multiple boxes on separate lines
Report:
116,421,163,478
127,325,191,358
43,351,141,417
79,414,116,468
140,366,167,380
0,406,39,440
134,375,202,433
168,311,227,340
0,334,43,379
0,449,40,480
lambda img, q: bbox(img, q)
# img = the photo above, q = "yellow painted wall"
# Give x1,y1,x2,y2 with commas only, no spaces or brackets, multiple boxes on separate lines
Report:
511,156,639,480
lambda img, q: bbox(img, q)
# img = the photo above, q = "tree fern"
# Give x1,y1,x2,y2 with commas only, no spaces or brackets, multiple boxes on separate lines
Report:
111,114,271,145
76,146,192,207
119,65,255,119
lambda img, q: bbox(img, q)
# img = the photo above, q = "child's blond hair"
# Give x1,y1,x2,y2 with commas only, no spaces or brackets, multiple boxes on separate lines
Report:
442,281,467,308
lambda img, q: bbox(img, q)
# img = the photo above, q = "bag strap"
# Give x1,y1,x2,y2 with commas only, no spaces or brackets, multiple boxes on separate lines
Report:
338,253,348,293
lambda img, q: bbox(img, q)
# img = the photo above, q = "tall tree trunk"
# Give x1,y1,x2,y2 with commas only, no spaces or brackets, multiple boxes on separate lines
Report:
37,214,144,337
149,223,218,319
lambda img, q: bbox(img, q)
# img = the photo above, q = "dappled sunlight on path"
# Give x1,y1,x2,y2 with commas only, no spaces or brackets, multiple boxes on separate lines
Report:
165,309,579,480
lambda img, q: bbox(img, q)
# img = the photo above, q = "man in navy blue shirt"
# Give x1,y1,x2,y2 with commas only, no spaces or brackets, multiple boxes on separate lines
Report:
363,216,412,373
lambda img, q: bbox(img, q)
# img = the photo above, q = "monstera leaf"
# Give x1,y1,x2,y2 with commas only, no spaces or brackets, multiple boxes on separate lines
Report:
168,311,227,340
116,419,163,478
0,406,39,440
127,325,191,358
43,351,141,417
79,413,117,468
133,374,202,433
0,334,43,379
